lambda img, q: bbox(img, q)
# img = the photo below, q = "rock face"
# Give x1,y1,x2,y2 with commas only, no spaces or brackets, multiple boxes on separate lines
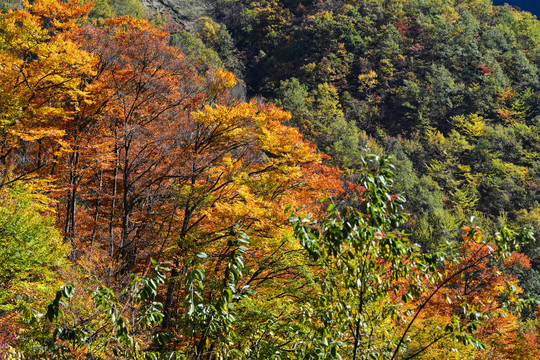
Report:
141,0,212,25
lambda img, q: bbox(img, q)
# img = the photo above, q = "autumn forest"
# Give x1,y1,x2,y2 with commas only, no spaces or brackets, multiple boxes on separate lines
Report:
1,0,540,359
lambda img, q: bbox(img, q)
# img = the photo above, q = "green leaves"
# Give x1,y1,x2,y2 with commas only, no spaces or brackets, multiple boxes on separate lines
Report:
0,183,67,312
21,261,177,359
180,231,250,359
290,155,415,359
45,284,74,322
494,225,534,258
289,154,537,360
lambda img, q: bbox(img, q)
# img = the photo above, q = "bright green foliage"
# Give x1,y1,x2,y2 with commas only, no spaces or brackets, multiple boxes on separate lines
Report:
179,234,249,359
0,183,66,312
19,262,179,359
16,235,249,359
514,208,540,312
291,155,413,359
191,17,242,73
308,83,360,167
170,30,224,69
290,155,536,360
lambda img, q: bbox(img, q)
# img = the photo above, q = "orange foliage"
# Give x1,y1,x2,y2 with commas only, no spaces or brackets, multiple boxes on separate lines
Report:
404,227,540,359
13,8,344,285
2,0,343,347
0,0,343,287
0,0,95,185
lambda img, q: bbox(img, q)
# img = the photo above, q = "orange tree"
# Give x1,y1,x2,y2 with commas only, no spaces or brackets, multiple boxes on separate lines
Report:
0,2,344,356
0,0,95,186
55,13,342,272
55,15,206,264
35,6,343,354
393,228,540,360
404,229,539,359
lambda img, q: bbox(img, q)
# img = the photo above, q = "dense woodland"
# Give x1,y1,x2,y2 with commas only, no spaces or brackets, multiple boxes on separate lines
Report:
1,0,540,359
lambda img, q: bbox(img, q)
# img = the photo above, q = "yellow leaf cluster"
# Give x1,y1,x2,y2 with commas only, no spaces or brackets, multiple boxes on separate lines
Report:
358,70,378,91
0,0,96,139
205,68,237,96
451,113,486,139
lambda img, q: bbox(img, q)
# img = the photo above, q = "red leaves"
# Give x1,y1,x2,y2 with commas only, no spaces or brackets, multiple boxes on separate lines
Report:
479,63,492,75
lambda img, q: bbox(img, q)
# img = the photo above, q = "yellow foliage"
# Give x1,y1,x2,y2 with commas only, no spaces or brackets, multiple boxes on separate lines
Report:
424,128,447,150
0,0,96,138
491,159,530,182
451,114,486,139
456,164,483,185
426,159,445,174
191,99,339,244
206,68,237,97
9,127,66,142
194,16,222,43
358,70,378,91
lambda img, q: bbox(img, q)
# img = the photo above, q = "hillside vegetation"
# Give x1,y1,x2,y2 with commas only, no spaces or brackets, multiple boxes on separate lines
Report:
1,0,540,359
183,0,540,301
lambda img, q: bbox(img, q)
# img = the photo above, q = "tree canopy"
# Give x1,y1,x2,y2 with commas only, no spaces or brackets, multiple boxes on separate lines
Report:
1,0,540,359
